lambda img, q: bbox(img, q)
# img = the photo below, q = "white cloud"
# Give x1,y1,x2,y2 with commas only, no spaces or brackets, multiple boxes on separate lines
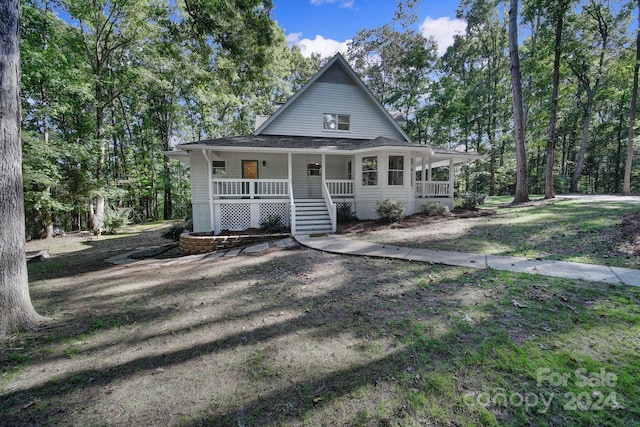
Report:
287,33,350,58
420,16,466,56
310,0,355,9
286,32,303,44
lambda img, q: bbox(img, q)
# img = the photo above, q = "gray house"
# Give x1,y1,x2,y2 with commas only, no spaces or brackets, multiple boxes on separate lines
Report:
166,54,481,235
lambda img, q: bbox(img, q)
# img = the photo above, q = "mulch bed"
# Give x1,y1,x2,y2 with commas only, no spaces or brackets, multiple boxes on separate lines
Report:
621,211,640,255
337,209,496,234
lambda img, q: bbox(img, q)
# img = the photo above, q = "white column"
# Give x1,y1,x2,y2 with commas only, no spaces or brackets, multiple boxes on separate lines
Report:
202,149,215,233
449,158,455,198
288,153,295,234
321,153,326,187
288,153,292,190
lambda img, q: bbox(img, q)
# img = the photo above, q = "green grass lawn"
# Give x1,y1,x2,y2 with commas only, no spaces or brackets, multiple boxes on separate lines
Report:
1,209,639,426
357,195,640,269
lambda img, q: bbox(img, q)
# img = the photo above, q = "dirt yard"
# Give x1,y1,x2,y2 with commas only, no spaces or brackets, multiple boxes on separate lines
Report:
2,199,639,426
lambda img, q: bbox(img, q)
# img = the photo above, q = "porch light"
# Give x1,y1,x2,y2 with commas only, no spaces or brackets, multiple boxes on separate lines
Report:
262,160,267,166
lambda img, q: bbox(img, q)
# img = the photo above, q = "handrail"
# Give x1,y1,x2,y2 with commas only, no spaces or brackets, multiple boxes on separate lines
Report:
322,181,337,233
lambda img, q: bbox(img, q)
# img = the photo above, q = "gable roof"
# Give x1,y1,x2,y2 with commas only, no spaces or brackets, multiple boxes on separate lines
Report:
253,53,411,142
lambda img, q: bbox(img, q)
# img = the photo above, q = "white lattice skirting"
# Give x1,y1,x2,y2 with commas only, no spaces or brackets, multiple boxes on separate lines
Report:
259,203,290,226
215,201,290,233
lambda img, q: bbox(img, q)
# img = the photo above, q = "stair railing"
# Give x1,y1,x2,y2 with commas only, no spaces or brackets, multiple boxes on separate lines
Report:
322,181,337,233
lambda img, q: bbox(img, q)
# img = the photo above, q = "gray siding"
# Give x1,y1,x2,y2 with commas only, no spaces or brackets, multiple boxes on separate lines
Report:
260,82,406,141
353,152,414,220
190,154,210,204
325,155,352,180
193,203,211,232
292,154,322,198
211,152,289,180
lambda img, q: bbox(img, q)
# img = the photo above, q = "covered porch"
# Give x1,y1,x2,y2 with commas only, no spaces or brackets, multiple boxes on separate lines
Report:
164,135,482,235
204,150,461,235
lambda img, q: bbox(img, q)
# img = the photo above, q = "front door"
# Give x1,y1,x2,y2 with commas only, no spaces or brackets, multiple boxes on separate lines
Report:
242,160,258,196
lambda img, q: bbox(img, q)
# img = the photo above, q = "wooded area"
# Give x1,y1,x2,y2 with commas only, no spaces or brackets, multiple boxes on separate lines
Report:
19,0,640,239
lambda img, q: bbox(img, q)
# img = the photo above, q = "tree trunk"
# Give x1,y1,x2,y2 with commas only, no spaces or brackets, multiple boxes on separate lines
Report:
92,87,106,231
45,189,54,239
570,91,595,192
509,0,529,203
614,93,627,193
0,0,46,338
162,102,173,220
545,2,565,199
569,2,607,193
624,0,640,195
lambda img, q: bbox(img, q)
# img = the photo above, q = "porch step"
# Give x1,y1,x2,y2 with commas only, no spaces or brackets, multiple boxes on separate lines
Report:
294,199,333,234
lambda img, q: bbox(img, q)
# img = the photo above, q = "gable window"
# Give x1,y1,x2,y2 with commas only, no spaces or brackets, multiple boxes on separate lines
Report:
362,156,378,186
212,160,226,175
323,113,350,131
307,163,321,176
388,156,404,186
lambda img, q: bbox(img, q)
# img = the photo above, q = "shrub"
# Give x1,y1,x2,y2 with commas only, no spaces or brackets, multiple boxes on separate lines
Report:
102,206,131,233
259,214,286,233
421,201,450,216
460,193,486,210
337,203,357,223
376,199,405,223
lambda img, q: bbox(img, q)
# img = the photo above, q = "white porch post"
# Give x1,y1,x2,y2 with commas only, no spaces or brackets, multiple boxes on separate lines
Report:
202,149,215,233
288,153,295,234
449,158,455,198
288,153,293,191
427,158,432,182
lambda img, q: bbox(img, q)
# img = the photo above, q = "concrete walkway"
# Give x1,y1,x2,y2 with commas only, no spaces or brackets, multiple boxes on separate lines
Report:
295,234,640,287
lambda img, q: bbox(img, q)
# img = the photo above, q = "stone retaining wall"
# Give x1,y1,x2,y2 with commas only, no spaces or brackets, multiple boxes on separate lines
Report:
179,232,289,255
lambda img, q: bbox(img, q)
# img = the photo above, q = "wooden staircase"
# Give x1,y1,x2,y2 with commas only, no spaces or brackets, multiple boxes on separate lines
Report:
293,199,333,235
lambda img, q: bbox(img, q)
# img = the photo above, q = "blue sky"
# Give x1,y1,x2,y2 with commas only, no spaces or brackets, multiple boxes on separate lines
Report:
273,0,466,57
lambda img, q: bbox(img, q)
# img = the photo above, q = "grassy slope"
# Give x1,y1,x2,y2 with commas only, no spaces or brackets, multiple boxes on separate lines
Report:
357,196,640,269
1,208,639,426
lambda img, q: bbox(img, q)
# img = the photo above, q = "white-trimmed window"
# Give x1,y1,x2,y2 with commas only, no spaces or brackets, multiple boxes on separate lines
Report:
388,156,404,186
212,160,226,175
307,163,321,176
362,156,378,186
323,113,350,131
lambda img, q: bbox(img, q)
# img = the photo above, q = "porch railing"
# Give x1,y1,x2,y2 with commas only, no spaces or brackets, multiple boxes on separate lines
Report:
212,179,289,198
325,179,354,197
416,181,451,197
